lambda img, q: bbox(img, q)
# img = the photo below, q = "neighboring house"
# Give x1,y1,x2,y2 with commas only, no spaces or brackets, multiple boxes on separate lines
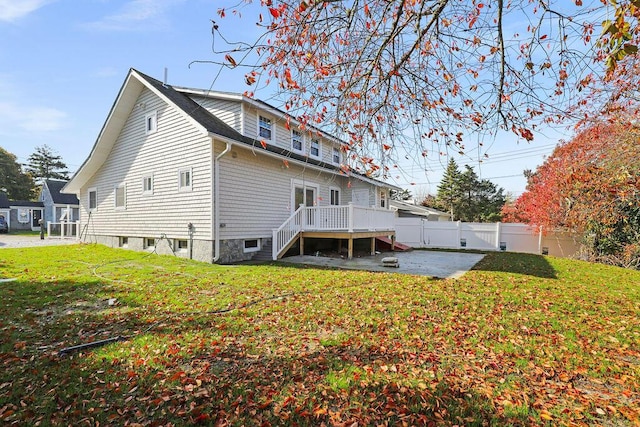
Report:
390,200,451,221
5,200,44,231
39,179,80,226
63,69,399,263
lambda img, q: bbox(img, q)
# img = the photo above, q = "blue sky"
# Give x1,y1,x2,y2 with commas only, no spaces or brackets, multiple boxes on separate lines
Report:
0,0,568,197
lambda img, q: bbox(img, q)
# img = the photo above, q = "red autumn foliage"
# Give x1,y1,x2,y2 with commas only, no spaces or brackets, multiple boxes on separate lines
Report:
503,120,640,266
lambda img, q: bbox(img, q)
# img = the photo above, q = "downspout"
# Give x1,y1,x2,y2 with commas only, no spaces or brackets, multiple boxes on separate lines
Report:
212,139,232,262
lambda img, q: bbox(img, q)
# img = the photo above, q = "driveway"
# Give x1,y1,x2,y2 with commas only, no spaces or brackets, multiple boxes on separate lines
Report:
280,250,485,279
0,234,79,249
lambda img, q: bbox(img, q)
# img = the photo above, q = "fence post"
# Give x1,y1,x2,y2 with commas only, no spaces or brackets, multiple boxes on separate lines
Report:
538,225,543,254
496,222,501,250
456,221,461,248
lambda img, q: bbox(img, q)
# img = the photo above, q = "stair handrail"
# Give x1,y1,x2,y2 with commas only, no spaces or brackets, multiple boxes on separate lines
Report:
272,204,306,260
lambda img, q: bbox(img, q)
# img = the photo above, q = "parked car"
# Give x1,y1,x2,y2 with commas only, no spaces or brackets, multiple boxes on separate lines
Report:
0,216,8,233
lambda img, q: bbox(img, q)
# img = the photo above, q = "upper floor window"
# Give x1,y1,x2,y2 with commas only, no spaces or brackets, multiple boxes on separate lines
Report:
258,115,272,140
142,175,153,195
332,147,341,164
145,111,157,135
310,139,320,158
115,184,126,209
88,188,97,211
179,168,192,191
292,130,303,153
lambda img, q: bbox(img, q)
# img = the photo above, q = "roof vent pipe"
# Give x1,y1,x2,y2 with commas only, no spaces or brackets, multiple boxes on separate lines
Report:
163,67,168,87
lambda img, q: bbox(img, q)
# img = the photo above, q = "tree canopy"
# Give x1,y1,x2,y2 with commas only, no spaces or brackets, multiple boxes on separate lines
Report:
435,159,505,222
503,121,640,268
25,145,69,183
0,147,35,200
214,0,640,175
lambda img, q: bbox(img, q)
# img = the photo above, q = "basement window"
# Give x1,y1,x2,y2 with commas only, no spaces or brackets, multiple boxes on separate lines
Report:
144,238,155,250
119,237,129,248
175,239,188,252
243,239,260,253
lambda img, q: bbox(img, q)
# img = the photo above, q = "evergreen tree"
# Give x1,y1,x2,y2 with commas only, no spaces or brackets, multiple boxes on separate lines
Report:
436,160,506,222
436,159,462,220
0,147,35,200
26,145,69,182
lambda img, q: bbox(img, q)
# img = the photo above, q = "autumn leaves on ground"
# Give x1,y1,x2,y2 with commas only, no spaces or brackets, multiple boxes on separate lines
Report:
0,245,638,426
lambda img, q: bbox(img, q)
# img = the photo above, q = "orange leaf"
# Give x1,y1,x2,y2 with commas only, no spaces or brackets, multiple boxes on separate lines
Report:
269,7,280,18
225,54,237,68
260,140,267,149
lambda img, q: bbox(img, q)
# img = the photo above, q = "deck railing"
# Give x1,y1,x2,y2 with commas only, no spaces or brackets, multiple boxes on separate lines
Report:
272,204,395,260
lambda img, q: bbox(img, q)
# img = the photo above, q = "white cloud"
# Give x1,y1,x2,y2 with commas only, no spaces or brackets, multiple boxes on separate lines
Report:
0,102,67,133
0,0,53,22
82,0,185,32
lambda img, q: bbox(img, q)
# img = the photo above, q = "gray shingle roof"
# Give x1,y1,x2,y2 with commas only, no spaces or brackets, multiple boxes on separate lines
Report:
44,179,79,205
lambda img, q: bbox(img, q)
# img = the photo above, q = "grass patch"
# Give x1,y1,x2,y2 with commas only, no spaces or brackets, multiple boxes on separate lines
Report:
0,244,638,425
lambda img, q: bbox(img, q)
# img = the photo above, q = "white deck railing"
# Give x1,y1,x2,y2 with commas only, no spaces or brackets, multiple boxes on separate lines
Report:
272,204,395,260
47,221,80,239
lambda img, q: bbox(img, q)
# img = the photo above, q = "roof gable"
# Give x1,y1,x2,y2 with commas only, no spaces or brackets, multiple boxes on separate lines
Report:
64,69,399,194
44,179,79,205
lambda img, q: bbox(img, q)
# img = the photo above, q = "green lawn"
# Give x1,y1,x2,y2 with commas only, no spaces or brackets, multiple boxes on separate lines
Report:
0,244,638,426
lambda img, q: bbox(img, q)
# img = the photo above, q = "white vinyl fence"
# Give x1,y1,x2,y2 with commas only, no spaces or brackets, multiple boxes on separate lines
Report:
395,218,580,258
47,221,80,239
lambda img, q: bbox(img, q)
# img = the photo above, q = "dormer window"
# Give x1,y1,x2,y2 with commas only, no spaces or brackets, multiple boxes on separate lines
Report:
145,111,157,135
258,116,272,140
292,130,303,153
332,147,341,164
310,139,320,158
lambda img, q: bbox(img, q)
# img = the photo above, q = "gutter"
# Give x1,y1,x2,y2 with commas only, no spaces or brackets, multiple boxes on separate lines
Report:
212,138,232,262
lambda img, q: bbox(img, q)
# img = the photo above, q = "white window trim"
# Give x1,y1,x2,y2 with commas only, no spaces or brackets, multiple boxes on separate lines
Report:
178,168,193,192
142,174,154,195
309,138,321,159
258,115,273,142
88,187,97,212
145,111,158,135
243,238,261,253
114,183,126,210
291,129,304,154
291,178,319,211
330,186,341,206
331,146,341,165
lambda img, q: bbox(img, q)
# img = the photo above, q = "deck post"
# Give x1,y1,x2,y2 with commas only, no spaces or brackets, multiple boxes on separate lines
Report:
391,234,396,252
299,234,304,256
348,203,354,232
348,238,354,259
370,237,375,255
337,239,342,255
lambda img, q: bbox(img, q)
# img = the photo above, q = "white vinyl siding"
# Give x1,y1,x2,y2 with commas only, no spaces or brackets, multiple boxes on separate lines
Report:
79,88,213,239
218,145,353,239
191,96,243,133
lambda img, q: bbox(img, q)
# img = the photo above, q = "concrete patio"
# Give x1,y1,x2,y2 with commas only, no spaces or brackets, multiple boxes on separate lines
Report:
279,250,485,279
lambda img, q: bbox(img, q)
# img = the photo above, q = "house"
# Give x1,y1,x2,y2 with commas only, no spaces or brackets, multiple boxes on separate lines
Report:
390,200,451,221
0,191,44,231
63,69,399,263
39,179,80,225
